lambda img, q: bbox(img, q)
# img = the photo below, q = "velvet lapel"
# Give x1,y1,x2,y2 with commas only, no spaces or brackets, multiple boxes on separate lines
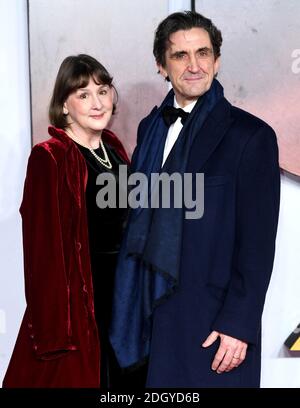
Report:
48,126,87,210
102,128,130,164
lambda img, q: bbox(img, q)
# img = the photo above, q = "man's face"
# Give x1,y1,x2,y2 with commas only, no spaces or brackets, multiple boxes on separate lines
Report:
158,28,220,107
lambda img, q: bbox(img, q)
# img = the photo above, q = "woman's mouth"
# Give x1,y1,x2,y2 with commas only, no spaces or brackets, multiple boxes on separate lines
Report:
90,113,105,119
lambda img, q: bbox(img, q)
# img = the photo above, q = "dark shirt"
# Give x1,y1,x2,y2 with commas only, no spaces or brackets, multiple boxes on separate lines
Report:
75,141,128,254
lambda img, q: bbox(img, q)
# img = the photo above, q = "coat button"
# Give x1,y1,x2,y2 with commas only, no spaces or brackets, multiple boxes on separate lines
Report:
28,323,33,329
30,334,34,339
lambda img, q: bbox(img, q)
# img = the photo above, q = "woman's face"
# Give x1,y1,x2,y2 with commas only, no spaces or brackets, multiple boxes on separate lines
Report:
63,77,114,136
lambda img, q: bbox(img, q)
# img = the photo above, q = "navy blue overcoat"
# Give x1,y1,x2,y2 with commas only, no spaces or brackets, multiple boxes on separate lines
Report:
142,97,280,387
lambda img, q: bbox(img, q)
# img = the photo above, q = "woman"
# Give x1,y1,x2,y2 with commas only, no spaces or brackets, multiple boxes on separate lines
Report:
3,54,130,388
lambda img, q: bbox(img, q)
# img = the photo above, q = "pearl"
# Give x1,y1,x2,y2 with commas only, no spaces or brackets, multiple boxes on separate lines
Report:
66,129,112,169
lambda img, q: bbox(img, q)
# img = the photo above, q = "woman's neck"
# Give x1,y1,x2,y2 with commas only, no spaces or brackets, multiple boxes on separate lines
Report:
66,126,102,149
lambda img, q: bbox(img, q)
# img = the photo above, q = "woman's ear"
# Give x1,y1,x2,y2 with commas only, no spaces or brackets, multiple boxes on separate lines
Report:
63,103,68,116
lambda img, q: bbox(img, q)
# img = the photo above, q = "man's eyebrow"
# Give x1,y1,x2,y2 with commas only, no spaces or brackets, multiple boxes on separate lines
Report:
197,46,212,51
169,46,212,55
169,50,188,56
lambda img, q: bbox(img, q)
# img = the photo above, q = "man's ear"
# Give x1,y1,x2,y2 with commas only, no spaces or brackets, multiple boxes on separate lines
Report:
156,62,168,80
213,56,221,77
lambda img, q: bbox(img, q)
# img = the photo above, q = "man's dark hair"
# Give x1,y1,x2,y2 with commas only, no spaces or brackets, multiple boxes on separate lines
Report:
153,11,222,67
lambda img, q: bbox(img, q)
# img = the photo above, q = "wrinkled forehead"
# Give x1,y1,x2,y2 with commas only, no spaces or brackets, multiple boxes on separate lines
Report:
166,28,212,52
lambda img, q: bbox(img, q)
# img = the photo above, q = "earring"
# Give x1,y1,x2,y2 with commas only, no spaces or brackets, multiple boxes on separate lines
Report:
63,107,68,115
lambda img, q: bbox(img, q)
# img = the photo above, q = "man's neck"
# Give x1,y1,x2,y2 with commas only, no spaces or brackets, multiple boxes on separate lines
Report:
174,97,197,112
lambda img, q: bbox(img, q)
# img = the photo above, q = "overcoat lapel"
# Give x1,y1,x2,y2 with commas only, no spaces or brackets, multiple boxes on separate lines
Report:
188,98,235,171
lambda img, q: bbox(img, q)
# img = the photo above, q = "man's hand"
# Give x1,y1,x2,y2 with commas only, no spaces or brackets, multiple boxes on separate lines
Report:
202,331,248,374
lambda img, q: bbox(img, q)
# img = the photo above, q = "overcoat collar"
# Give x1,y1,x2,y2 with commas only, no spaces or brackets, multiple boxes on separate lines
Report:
188,97,235,171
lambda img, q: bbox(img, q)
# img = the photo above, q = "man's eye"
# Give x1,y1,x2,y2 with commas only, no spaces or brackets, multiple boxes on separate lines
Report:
174,53,185,59
198,49,213,58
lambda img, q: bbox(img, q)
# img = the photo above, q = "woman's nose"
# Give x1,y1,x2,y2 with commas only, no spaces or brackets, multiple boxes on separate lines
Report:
91,94,103,109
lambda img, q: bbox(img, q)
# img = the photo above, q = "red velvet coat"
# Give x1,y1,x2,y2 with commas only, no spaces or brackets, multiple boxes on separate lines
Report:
3,126,129,388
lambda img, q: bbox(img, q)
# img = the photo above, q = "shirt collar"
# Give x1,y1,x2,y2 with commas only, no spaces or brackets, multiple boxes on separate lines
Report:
174,98,197,113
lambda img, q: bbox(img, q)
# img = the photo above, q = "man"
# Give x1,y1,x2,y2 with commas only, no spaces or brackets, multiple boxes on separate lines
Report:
110,11,280,387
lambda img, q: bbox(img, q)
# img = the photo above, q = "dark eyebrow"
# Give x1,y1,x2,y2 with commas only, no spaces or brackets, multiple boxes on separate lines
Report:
170,46,213,58
197,47,213,53
170,50,188,58
77,84,109,91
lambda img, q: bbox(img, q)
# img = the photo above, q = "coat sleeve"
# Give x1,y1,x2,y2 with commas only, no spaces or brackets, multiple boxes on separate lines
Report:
20,145,77,360
130,119,146,173
130,108,158,173
211,125,280,345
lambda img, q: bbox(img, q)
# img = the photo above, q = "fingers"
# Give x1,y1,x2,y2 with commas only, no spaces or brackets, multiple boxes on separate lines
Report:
225,355,240,372
224,346,244,372
215,348,234,373
211,343,227,371
239,345,247,362
210,335,248,374
202,331,219,348
202,332,248,374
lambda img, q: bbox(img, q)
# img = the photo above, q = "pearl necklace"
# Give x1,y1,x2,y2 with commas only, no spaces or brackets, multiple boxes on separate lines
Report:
67,129,112,169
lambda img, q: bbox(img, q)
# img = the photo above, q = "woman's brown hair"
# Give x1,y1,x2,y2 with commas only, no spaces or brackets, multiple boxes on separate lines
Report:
49,54,117,129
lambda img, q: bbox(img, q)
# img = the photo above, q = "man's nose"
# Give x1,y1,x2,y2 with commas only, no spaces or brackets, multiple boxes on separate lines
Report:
187,54,200,72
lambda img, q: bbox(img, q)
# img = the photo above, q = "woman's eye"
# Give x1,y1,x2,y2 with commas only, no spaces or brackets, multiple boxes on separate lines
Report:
99,87,109,95
79,93,87,99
